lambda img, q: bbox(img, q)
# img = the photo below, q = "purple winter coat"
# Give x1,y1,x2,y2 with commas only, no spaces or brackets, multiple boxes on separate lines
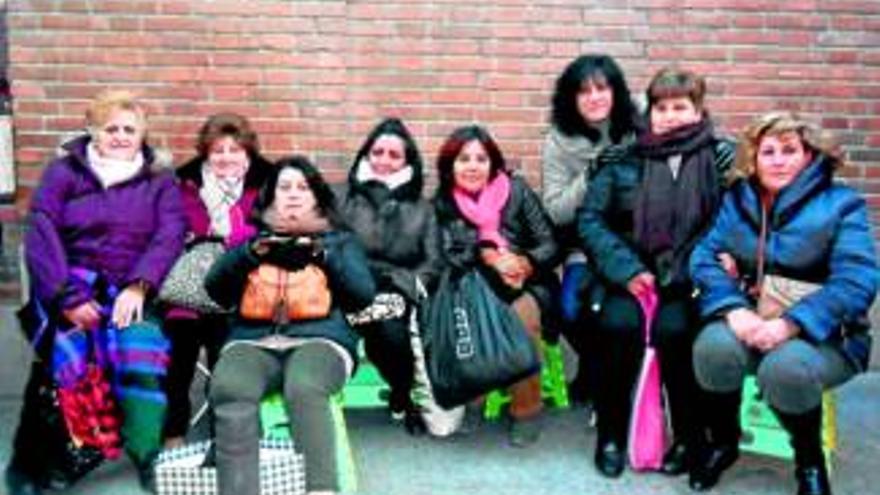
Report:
25,135,187,310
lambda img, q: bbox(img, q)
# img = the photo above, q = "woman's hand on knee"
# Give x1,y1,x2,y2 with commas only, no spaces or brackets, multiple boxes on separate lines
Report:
751,318,799,352
112,284,146,328
725,307,762,344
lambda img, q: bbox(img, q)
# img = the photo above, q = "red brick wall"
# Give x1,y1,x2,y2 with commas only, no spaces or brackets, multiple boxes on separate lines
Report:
5,0,880,222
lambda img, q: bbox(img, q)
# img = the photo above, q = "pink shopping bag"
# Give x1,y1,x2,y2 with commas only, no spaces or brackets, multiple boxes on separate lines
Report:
627,288,668,471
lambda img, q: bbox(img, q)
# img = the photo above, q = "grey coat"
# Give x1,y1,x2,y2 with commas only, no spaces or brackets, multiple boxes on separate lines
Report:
541,126,635,254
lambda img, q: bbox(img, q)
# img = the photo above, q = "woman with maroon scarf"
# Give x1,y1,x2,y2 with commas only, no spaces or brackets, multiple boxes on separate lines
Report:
162,113,273,448
577,68,735,479
433,125,559,447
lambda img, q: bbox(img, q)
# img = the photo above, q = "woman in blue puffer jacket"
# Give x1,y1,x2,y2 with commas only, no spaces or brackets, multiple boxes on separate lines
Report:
689,112,879,495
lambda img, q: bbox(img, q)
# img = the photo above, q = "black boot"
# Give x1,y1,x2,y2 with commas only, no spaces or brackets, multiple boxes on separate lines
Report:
774,407,831,495
594,433,625,478
660,440,689,476
593,400,627,478
4,464,43,495
689,389,741,491
403,402,427,436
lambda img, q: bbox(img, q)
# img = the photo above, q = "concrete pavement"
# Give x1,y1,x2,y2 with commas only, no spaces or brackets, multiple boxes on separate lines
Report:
0,305,878,495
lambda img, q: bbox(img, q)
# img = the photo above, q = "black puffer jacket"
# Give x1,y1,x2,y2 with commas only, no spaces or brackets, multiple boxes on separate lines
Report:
578,138,735,292
338,160,443,302
434,175,560,321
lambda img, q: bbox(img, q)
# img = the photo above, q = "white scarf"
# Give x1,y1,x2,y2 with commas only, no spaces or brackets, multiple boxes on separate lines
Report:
355,158,414,191
87,144,145,189
200,165,245,237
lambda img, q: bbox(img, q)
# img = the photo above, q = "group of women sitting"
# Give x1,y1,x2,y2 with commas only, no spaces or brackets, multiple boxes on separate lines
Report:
5,51,878,495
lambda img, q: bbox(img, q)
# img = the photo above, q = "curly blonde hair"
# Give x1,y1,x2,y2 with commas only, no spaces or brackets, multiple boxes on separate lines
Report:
86,89,147,129
732,111,843,180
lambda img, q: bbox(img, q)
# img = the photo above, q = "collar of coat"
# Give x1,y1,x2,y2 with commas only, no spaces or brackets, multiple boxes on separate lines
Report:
61,134,163,180
734,154,834,229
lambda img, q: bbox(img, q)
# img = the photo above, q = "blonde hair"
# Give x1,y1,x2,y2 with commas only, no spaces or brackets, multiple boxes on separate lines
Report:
732,111,843,180
86,89,147,129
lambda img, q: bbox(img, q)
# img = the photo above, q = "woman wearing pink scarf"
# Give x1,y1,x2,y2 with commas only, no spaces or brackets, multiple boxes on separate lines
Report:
433,125,560,447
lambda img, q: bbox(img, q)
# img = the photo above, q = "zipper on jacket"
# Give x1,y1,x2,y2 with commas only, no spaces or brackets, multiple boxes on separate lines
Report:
755,197,770,291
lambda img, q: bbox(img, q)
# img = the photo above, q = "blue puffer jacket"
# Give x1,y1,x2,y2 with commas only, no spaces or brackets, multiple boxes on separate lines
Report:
689,155,879,371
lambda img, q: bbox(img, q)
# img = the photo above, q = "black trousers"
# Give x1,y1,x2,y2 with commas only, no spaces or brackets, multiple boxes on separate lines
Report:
593,287,706,449
360,309,415,409
560,304,601,401
162,314,229,439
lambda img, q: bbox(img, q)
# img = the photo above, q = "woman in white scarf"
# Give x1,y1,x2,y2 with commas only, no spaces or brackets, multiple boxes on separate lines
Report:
338,118,443,435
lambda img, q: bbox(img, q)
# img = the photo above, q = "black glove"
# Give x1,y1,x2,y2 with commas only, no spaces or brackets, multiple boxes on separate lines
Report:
263,236,323,269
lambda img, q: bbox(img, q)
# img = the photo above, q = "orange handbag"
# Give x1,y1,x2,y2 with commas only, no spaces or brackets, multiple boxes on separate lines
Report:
240,264,332,322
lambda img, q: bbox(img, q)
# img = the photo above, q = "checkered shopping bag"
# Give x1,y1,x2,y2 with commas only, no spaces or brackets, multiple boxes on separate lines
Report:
155,439,306,495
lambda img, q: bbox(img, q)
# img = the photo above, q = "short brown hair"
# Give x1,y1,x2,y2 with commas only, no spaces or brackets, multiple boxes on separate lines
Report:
86,89,147,128
195,113,259,157
733,111,842,180
646,68,706,111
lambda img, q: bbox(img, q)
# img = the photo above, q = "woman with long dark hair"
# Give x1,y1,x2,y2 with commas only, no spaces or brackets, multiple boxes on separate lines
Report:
541,53,642,404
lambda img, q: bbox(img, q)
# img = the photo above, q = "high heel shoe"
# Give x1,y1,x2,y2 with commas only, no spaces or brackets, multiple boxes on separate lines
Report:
688,443,739,491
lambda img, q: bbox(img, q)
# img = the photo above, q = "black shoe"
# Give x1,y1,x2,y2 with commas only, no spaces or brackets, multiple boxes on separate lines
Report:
688,444,739,491
509,416,543,448
388,389,410,422
403,405,427,436
660,441,689,476
795,465,831,495
457,403,483,436
594,439,625,478
5,466,43,495
136,460,157,494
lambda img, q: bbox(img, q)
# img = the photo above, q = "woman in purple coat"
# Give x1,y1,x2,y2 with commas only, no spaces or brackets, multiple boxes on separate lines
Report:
5,90,187,495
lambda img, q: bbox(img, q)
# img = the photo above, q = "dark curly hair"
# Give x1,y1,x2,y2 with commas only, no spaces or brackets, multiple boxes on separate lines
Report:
550,54,640,143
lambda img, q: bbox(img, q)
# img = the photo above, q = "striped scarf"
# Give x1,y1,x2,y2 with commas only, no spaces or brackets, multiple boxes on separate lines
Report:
38,268,170,458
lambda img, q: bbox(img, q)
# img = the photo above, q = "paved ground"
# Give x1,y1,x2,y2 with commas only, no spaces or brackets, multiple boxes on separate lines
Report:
0,305,878,495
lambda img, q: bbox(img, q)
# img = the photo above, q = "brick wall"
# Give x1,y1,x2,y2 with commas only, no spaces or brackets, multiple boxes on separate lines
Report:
3,0,880,221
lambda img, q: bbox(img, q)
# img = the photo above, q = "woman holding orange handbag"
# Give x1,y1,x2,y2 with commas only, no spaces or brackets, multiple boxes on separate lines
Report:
205,156,376,495
689,112,879,495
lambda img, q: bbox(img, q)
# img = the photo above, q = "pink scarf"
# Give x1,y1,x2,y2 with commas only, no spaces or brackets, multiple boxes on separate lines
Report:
453,173,511,249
